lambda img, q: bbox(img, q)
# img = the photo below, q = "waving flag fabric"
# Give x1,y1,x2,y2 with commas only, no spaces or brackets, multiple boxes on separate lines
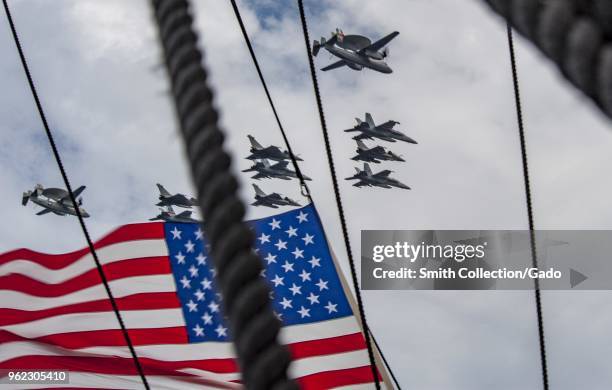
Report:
0,204,380,389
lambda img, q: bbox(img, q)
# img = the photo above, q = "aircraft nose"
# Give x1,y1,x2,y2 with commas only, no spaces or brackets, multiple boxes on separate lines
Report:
81,210,90,218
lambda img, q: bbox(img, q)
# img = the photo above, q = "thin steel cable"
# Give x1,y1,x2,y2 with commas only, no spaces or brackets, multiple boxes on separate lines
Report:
507,24,549,390
2,1,150,388
229,0,311,199
296,1,380,388
150,1,297,388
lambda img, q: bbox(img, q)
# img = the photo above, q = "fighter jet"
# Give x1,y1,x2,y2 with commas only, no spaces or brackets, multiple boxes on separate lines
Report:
246,135,303,162
22,184,90,217
345,113,417,144
251,184,301,209
149,206,200,223
242,159,311,181
345,163,410,190
156,184,197,208
312,29,399,73
351,140,405,164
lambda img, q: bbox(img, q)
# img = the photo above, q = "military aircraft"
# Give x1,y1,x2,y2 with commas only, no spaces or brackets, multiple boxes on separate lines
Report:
351,140,405,163
246,135,303,162
312,28,399,73
345,113,417,144
242,159,311,181
149,206,200,223
251,184,300,209
345,163,410,190
22,184,90,217
156,184,197,208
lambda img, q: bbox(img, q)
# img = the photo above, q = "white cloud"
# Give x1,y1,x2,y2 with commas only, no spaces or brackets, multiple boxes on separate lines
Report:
1,0,611,388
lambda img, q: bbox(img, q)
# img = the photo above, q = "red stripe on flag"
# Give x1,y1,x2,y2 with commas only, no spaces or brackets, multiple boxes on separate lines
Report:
0,355,239,375
296,365,381,389
0,292,181,326
288,332,366,360
0,326,189,348
0,223,165,269
0,257,171,296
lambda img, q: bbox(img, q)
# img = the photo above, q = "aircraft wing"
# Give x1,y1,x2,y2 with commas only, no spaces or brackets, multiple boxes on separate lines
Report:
177,210,192,218
252,173,268,180
321,60,347,71
371,146,386,154
378,120,399,130
36,208,53,216
360,31,399,53
374,169,392,178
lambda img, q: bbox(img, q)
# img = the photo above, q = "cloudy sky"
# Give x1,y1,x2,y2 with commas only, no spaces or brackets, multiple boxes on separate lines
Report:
1,0,612,388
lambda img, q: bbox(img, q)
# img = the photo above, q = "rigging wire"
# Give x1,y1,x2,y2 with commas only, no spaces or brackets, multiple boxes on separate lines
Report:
229,0,312,199
507,23,549,390
296,1,381,388
1,1,150,388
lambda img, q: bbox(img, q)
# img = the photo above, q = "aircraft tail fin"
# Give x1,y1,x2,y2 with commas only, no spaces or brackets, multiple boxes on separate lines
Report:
364,163,373,176
22,191,30,206
72,185,86,199
157,183,171,198
365,113,375,129
34,184,43,196
313,40,321,56
252,183,266,197
247,135,263,150
356,139,368,150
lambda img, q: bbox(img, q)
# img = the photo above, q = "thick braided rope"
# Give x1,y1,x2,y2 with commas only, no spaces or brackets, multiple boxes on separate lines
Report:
484,0,612,119
151,1,298,388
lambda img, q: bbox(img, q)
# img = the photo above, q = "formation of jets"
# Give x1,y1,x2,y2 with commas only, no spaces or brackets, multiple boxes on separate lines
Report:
150,184,200,223
343,112,415,190
244,135,306,209
313,28,399,73
22,184,90,217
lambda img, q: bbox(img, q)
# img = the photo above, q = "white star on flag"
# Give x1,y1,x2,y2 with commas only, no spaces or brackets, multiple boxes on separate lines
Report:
192,324,204,337
285,226,298,237
274,239,287,250
296,211,308,223
292,247,304,259
185,240,195,253
171,226,182,239
258,233,270,244
302,233,314,245
308,256,321,268
269,218,281,230
297,306,310,318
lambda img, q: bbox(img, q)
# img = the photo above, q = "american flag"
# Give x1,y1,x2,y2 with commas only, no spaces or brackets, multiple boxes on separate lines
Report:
0,204,381,389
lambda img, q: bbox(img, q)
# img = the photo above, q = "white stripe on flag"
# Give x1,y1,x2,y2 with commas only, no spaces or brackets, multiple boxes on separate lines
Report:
0,274,177,310
0,239,168,282
3,308,185,338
